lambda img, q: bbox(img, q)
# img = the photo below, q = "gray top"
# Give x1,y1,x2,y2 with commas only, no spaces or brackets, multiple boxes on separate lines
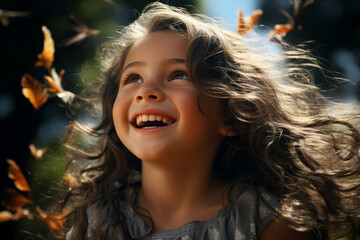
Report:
84,182,280,240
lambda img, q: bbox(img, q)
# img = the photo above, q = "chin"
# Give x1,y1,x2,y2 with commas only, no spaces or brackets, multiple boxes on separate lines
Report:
134,148,174,165
134,150,165,162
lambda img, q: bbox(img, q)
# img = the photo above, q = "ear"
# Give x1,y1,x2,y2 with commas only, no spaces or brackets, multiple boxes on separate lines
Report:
219,123,237,137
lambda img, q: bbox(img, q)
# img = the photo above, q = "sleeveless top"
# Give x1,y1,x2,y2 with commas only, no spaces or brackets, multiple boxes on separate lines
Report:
81,180,280,240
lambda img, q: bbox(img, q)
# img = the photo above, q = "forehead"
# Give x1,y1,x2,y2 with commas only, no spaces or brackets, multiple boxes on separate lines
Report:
123,32,188,67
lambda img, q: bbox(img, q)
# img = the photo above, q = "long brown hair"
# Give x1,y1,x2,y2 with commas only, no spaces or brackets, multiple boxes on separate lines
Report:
62,2,360,239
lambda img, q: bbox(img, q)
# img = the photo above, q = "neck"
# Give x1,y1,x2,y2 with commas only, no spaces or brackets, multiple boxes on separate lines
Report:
136,155,229,231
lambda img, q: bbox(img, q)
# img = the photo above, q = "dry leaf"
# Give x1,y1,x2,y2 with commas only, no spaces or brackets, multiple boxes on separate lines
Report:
35,26,55,73
63,174,77,187
59,14,100,46
44,75,61,93
44,68,64,93
21,73,48,110
248,10,263,28
1,189,32,211
6,159,30,192
237,9,263,36
44,68,75,104
15,208,32,219
269,24,294,38
0,208,31,223
36,207,71,232
0,210,14,223
270,0,314,39
0,9,30,27
282,0,314,31
29,144,48,160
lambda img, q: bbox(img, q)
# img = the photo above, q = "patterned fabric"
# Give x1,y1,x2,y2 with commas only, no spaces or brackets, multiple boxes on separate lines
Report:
84,183,280,240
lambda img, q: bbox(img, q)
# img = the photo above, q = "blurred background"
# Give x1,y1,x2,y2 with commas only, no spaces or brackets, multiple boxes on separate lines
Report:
0,0,359,239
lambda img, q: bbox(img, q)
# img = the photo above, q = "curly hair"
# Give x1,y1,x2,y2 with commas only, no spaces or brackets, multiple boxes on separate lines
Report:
61,2,360,239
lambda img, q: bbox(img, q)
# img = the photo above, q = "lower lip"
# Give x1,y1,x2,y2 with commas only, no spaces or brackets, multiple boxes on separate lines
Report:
132,123,174,133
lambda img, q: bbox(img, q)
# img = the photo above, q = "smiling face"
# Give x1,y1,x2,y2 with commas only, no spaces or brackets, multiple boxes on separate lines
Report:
112,31,228,166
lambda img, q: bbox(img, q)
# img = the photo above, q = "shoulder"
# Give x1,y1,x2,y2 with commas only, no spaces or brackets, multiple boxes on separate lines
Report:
260,216,316,240
229,185,281,237
231,185,280,219
230,186,315,240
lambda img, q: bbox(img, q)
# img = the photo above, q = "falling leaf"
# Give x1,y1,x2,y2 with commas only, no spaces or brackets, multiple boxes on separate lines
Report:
1,189,32,211
21,73,48,110
44,75,60,93
0,9,30,27
29,144,48,160
0,210,14,223
269,24,294,38
44,68,65,93
63,174,77,187
35,26,55,73
0,208,31,223
270,0,314,39
237,9,263,36
59,14,100,46
6,159,30,192
15,208,32,219
36,207,71,232
283,0,314,31
44,68,75,104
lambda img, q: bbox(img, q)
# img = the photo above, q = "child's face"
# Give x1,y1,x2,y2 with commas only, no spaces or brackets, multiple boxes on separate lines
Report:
112,31,228,164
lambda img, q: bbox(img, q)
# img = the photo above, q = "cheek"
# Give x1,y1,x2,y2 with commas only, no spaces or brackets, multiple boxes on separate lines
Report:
179,92,224,140
173,87,200,117
174,90,216,132
172,83,222,120
112,92,131,136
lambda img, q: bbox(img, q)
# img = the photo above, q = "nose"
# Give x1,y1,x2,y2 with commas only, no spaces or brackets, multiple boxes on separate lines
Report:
135,82,165,102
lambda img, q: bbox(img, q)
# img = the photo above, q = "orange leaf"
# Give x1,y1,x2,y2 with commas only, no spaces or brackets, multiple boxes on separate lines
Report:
63,174,77,188
44,68,65,93
44,76,61,93
29,144,48,160
1,189,32,211
237,9,263,36
15,208,32,219
0,210,14,223
35,26,55,73
269,23,294,38
248,10,263,28
21,73,48,110
7,159,30,192
36,207,71,232
44,68,75,104
0,208,31,223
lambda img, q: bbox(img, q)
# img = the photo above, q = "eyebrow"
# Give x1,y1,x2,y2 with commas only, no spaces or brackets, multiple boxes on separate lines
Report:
122,58,185,72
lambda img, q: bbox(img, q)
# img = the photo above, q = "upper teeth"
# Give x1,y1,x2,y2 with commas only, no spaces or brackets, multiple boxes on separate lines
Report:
135,114,173,127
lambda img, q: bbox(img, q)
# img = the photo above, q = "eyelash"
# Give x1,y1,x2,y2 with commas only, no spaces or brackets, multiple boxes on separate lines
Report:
121,72,141,86
121,70,189,86
170,71,189,80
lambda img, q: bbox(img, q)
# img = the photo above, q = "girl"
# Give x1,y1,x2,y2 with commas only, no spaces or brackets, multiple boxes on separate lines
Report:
63,2,360,239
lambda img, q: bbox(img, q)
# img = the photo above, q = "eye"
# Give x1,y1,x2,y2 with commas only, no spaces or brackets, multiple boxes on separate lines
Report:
122,73,143,86
171,71,189,81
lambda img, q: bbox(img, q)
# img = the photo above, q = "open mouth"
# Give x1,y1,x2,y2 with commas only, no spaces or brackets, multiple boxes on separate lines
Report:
132,114,176,129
